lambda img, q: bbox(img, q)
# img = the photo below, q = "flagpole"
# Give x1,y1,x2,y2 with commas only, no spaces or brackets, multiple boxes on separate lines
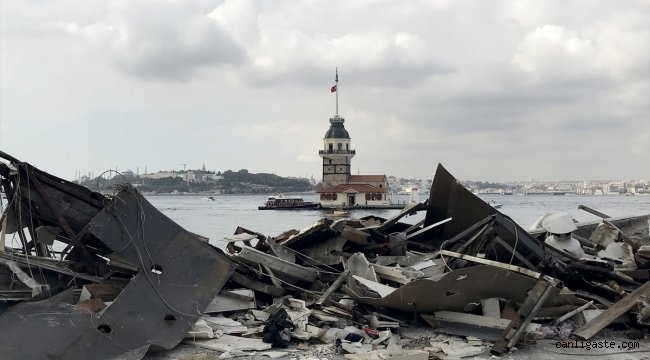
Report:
335,67,339,116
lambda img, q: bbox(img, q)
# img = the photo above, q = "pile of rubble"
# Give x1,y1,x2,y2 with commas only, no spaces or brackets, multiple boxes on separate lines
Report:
1,151,649,360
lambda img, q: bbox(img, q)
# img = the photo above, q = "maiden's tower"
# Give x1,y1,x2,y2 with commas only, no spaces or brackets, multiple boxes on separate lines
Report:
316,70,398,209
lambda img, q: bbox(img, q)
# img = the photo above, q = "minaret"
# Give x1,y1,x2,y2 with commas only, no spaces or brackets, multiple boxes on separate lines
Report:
319,68,355,188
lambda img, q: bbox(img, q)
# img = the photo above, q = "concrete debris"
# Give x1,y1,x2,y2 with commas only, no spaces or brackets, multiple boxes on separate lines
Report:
204,289,257,313
3,154,649,359
186,319,217,340
201,316,249,334
185,334,273,352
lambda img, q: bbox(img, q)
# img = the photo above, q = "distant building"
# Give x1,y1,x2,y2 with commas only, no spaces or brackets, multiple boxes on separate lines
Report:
140,171,184,180
185,171,222,183
316,75,390,207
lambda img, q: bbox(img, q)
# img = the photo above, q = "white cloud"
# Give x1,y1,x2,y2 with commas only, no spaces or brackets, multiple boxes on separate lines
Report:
512,25,597,82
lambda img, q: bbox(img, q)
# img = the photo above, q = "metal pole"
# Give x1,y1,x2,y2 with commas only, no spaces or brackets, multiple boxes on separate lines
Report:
335,67,339,116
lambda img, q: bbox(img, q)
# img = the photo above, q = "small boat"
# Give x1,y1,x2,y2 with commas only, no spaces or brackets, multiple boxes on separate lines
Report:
325,208,350,218
202,196,215,201
258,194,321,210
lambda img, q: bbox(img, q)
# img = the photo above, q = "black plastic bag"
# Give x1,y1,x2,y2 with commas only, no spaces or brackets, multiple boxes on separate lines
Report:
262,308,294,348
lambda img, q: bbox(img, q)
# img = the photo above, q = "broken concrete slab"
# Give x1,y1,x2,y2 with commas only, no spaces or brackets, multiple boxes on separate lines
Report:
201,316,248,334
346,252,378,282
204,289,256,313
185,334,273,352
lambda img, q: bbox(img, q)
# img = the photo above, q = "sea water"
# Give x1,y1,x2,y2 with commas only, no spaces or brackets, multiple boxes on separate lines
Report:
146,193,650,249
1,193,647,250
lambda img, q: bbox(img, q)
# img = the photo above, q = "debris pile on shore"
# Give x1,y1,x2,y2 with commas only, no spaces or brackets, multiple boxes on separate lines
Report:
1,151,648,359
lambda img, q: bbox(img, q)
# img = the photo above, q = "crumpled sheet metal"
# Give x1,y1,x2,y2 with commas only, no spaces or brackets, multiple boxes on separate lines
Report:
0,150,105,239
344,265,575,313
0,187,234,360
421,163,497,244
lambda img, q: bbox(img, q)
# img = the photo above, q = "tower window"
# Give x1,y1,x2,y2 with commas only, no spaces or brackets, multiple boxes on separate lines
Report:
338,143,342,150
346,144,349,150
328,144,333,151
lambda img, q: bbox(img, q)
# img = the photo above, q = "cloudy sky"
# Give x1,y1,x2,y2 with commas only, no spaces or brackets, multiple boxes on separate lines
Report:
1,0,648,182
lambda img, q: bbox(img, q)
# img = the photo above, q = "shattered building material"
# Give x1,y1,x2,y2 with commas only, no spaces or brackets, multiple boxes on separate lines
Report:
573,280,650,340
226,241,319,284
204,289,256,313
421,312,541,342
316,269,350,306
341,226,373,245
346,252,379,282
221,163,647,357
229,267,285,297
0,152,234,360
481,298,501,318
491,277,559,354
344,265,577,313
201,316,249,334
185,335,273,353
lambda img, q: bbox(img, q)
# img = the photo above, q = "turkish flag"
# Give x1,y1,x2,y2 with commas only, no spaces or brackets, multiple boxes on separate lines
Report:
330,85,337,92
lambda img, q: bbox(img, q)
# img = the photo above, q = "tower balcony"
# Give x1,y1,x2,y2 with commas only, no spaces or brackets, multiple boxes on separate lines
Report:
319,150,356,155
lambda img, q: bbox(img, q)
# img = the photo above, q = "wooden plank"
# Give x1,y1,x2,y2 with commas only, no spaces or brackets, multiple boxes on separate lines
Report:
316,270,349,306
491,279,555,354
573,281,650,340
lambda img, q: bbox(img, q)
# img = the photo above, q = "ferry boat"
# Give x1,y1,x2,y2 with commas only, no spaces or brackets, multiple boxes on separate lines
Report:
258,195,321,210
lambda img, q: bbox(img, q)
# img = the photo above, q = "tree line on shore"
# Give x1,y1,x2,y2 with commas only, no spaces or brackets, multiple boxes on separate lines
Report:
77,169,314,194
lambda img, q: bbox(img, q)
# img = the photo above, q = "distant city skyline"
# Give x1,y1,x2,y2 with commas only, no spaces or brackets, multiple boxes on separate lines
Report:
72,165,649,184
1,1,648,182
